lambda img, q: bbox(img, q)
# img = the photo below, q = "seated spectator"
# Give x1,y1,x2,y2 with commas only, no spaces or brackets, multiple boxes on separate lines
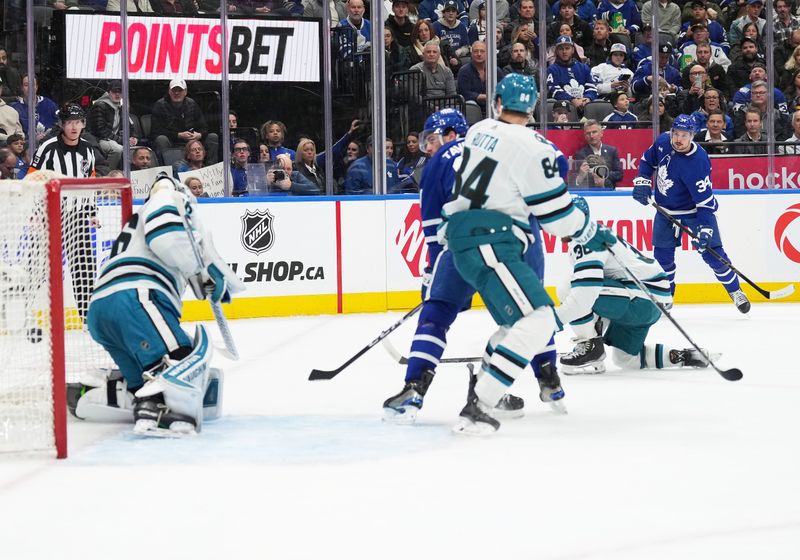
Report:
338,0,371,60
631,43,681,98
88,81,140,171
778,109,800,153
635,95,674,129
173,139,207,175
590,43,632,99
228,110,238,130
12,74,58,141
184,176,209,198
385,27,413,76
0,148,17,179
303,0,347,25
257,141,272,164
729,21,764,63
396,131,427,180
471,0,508,26
785,68,800,112
230,138,251,196
434,0,471,75
729,0,765,48
779,45,800,92
503,42,539,81
603,91,638,128
728,38,765,91
679,22,731,72
690,87,735,137
334,139,363,191
259,120,296,160
410,43,457,99
694,109,732,154
632,22,654,67
676,1,729,54
680,42,731,97
467,1,488,44
292,120,359,191
419,0,468,26
106,0,155,11
130,146,155,170
457,41,503,114
594,0,641,51
734,105,769,153
733,80,791,137
547,0,592,48
732,67,789,114
545,23,587,64
0,96,22,146
676,64,711,115
343,136,399,194
776,29,800,82
570,119,623,188
547,36,597,112
641,0,681,42
584,19,613,67
774,0,800,46
0,46,22,97
551,100,573,128
269,153,320,195
386,0,414,48
409,20,442,66
5,133,27,178
151,78,219,165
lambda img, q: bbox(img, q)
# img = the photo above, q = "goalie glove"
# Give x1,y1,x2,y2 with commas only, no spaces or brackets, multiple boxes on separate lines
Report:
188,226,246,303
632,177,652,206
692,226,714,253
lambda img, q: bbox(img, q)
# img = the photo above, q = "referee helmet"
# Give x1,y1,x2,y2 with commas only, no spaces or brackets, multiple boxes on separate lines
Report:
59,103,86,123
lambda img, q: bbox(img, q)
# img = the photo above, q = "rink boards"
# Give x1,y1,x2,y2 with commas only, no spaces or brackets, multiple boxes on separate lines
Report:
159,190,798,321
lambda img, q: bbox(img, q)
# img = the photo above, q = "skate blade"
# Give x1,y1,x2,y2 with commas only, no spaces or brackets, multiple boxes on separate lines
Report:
382,407,419,425
451,417,498,436
561,363,606,375
492,407,524,420
133,420,197,438
547,400,568,415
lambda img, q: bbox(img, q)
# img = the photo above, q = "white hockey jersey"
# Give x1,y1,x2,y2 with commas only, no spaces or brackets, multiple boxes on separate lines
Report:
442,118,586,244
556,236,672,326
90,188,202,312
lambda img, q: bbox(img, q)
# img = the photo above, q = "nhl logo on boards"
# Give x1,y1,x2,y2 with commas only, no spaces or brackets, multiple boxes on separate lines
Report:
241,209,275,255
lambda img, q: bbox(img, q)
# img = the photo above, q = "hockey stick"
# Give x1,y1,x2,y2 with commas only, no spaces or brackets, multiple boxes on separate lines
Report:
606,244,742,382
308,303,423,381
182,213,240,361
381,337,483,365
651,202,795,300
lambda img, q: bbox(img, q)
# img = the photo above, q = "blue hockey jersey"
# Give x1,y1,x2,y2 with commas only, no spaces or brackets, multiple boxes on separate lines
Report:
631,58,682,95
594,0,641,33
547,61,598,101
637,132,718,222
732,84,788,115
420,137,463,268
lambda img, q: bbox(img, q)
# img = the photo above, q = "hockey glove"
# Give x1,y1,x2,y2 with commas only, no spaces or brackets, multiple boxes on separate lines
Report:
573,219,617,252
420,270,432,301
632,177,652,206
692,226,714,254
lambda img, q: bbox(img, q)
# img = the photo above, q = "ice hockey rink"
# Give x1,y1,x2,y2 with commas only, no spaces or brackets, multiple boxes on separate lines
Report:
1,302,799,559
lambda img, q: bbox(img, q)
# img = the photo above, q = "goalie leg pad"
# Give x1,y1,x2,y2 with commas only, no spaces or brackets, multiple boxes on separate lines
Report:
135,325,212,433
71,376,136,423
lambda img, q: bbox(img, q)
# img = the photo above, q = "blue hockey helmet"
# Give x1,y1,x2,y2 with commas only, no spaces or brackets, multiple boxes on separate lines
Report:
494,73,538,114
572,194,590,217
671,114,695,133
423,108,469,137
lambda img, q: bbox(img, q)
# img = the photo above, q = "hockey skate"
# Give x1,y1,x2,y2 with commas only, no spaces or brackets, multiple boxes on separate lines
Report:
382,370,434,424
729,289,751,314
669,348,721,369
560,336,606,375
537,361,567,414
466,364,524,419
133,394,197,437
452,395,501,436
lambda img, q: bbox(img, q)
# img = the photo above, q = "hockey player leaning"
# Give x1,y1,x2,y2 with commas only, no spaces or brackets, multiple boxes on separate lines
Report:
69,173,245,437
440,73,615,435
632,114,750,313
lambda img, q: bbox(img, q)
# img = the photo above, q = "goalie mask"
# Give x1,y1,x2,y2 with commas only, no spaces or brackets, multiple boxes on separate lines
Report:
148,172,195,209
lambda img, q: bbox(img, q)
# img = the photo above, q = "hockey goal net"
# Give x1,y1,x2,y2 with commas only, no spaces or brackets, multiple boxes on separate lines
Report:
0,177,132,459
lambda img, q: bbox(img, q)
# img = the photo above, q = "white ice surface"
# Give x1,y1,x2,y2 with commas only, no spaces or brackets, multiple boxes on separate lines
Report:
2,303,800,559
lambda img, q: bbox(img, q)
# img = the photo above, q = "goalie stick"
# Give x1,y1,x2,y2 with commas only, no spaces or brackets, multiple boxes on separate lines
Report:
606,244,742,382
308,303,423,381
651,202,795,301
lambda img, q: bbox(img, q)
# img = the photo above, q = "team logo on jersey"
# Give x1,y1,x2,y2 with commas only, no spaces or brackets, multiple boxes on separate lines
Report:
241,210,275,255
656,155,673,195
774,203,800,264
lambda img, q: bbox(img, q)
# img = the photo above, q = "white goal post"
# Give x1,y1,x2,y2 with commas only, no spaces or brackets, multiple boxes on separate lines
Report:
0,177,132,459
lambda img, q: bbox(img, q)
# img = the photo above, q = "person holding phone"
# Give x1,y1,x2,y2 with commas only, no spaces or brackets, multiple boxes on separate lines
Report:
590,43,633,100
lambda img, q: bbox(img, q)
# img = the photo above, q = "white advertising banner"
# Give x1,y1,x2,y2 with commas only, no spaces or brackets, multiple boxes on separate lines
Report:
196,200,337,297
65,14,320,82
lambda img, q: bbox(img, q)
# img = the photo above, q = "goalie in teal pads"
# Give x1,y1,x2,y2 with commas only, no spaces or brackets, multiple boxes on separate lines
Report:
69,173,245,437
555,195,718,374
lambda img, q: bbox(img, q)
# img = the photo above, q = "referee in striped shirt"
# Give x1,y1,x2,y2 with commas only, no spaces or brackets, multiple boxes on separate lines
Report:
28,104,98,321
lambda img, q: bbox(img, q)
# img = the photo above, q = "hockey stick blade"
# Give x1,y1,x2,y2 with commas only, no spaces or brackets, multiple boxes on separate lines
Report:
308,303,424,381
718,367,743,382
650,202,792,301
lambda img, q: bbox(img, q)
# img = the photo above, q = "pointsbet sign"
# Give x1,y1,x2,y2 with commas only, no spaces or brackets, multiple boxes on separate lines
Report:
65,14,320,82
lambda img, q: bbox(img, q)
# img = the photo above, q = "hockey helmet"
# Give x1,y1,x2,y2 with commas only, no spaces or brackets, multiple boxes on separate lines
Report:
423,108,469,137
59,103,86,122
494,73,538,115
671,114,695,133
571,195,590,217
148,171,195,207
